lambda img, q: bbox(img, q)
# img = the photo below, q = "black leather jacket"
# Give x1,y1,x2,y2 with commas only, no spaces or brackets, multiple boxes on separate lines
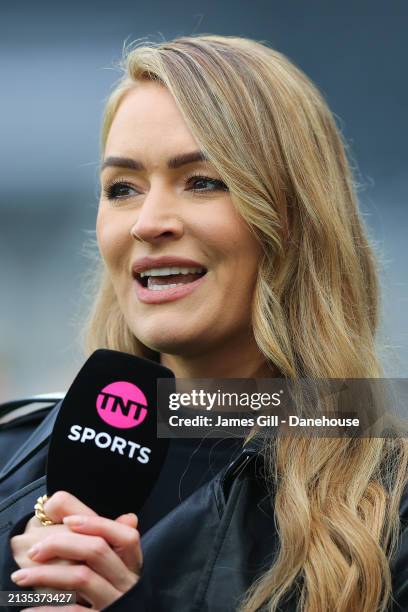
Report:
104,450,408,612
1,400,408,612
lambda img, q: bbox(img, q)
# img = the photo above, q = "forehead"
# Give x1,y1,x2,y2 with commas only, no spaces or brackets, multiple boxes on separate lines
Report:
104,82,199,160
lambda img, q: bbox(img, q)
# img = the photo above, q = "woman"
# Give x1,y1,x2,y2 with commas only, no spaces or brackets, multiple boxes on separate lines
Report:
5,34,408,611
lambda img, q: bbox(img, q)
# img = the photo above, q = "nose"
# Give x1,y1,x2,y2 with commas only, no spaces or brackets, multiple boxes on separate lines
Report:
130,185,184,243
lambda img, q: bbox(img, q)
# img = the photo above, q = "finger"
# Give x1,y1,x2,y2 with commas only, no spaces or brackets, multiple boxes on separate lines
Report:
41,491,98,525
116,512,138,529
27,532,137,591
11,523,75,569
63,515,142,572
11,565,122,610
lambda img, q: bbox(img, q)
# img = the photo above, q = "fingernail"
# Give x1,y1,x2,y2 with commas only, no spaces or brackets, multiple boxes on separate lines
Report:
11,569,29,584
63,515,86,526
27,544,41,558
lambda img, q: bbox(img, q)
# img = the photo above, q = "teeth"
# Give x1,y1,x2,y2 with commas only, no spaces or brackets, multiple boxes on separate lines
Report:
140,266,204,278
148,283,186,291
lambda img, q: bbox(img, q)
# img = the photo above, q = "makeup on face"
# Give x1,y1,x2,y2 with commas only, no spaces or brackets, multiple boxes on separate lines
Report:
96,82,262,358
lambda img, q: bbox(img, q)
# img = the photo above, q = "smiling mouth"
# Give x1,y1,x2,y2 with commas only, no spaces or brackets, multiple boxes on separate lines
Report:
136,267,207,291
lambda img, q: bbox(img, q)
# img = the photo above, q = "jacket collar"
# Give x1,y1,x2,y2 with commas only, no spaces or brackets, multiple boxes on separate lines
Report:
0,400,62,483
220,434,264,497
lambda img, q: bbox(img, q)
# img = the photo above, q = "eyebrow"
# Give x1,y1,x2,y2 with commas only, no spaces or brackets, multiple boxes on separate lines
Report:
101,150,209,172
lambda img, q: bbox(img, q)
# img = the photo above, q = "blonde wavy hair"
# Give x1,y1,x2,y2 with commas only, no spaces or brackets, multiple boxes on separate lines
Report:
85,35,408,611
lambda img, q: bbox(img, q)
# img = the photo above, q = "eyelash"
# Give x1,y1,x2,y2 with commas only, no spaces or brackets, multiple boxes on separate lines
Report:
103,174,229,203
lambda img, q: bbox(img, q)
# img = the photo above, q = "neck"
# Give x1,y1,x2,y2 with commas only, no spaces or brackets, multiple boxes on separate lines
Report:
159,332,277,379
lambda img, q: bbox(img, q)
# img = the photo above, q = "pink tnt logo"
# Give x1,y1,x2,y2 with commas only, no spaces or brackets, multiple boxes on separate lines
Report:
96,381,148,429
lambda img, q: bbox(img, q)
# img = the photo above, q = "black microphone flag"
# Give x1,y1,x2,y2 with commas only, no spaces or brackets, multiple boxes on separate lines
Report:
46,350,174,518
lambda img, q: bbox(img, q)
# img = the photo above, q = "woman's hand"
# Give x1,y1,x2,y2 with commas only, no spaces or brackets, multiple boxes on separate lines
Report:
11,491,98,571
10,491,142,611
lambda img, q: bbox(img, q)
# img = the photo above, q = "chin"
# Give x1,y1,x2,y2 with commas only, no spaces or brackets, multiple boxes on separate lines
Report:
130,310,206,346
134,328,207,357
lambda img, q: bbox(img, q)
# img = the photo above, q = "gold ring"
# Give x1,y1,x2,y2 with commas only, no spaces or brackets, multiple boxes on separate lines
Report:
34,495,55,526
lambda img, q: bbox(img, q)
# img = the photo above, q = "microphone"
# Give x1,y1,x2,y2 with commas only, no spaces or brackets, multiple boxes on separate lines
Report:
46,349,174,518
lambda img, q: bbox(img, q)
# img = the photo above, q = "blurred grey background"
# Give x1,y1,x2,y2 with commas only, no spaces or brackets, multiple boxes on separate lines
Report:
1,1,407,401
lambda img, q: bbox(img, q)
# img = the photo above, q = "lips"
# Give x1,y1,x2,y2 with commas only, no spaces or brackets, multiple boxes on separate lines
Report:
132,255,208,304
132,255,207,276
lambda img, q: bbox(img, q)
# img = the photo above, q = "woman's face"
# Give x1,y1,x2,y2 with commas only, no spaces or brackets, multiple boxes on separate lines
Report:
97,81,262,357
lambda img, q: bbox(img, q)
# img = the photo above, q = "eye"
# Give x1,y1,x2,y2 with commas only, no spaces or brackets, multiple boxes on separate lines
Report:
103,180,139,202
186,174,229,193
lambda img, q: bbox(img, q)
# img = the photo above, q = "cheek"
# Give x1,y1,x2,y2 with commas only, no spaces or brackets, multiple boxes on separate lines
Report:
96,207,131,271
202,216,244,260
207,213,261,276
